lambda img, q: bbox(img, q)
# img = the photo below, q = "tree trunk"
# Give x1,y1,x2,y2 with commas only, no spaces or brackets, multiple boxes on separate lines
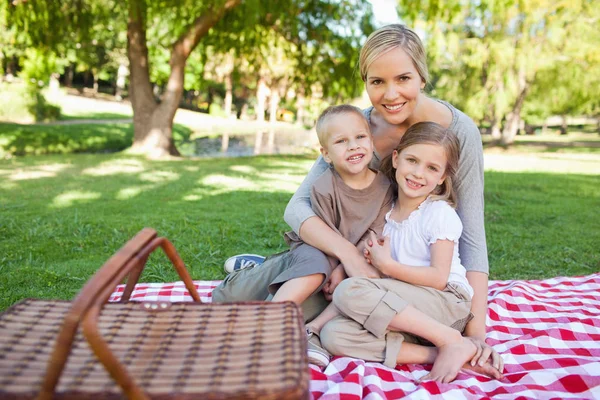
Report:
127,0,241,158
501,78,529,145
560,115,568,135
65,65,74,87
221,133,229,153
267,83,280,154
224,72,233,117
92,70,99,94
296,88,305,126
84,70,91,89
115,63,128,100
254,77,268,155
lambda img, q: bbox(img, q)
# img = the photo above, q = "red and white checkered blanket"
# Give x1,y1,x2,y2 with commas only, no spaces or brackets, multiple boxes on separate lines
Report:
109,273,600,399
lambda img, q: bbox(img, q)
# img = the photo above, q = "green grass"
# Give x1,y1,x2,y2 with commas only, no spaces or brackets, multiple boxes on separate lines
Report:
0,153,598,311
0,154,313,310
485,171,599,280
0,122,193,156
60,112,132,121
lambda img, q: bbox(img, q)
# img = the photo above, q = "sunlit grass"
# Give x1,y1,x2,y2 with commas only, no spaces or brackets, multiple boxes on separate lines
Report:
0,152,598,312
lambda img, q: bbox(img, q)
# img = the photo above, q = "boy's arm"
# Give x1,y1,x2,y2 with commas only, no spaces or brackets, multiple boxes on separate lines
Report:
310,176,382,279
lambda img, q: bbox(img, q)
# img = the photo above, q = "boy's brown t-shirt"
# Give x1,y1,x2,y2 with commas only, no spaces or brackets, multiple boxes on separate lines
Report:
285,166,394,247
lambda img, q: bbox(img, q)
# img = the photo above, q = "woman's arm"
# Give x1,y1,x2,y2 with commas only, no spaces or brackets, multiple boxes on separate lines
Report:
283,155,330,233
464,271,488,340
284,156,381,278
452,111,502,370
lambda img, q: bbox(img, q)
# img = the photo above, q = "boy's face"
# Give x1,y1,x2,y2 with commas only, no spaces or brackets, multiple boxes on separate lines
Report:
320,112,374,178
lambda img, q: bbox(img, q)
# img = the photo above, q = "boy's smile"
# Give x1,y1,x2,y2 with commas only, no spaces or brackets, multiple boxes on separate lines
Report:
320,112,374,187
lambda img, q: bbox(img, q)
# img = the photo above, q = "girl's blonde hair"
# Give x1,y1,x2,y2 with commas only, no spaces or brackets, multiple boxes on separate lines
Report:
359,24,429,85
380,122,460,207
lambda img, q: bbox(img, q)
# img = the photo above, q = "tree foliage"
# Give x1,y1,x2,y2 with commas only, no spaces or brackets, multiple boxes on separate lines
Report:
5,0,374,156
397,0,600,143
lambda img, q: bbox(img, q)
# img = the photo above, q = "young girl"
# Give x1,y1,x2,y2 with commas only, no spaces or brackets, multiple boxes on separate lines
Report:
318,122,487,383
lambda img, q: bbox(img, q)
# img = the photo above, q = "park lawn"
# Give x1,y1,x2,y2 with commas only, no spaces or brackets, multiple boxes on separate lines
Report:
60,112,132,121
0,122,193,156
1,152,599,311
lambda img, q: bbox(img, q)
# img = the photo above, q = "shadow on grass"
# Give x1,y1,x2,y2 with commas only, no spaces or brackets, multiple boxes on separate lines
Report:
0,155,314,309
0,122,193,156
0,155,598,310
60,112,132,121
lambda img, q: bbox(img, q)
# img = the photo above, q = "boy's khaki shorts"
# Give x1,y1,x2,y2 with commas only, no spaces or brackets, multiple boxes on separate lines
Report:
320,277,473,368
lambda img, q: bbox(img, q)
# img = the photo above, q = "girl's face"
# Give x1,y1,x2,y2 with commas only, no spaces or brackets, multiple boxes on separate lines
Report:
392,143,447,202
365,47,425,126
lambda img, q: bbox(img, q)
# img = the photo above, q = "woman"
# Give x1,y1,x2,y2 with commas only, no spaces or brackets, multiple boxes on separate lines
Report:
282,24,502,373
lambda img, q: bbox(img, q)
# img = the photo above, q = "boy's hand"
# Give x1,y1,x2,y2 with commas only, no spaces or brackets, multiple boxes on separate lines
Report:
339,251,382,279
322,265,347,301
364,231,394,274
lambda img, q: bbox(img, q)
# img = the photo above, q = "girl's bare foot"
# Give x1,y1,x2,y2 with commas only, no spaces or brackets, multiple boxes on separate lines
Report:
420,336,477,383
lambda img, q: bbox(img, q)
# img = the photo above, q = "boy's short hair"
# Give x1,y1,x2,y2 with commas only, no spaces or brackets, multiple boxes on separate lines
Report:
316,104,368,147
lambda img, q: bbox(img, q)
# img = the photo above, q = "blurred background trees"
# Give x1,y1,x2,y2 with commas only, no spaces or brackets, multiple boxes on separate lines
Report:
1,0,598,155
398,0,600,144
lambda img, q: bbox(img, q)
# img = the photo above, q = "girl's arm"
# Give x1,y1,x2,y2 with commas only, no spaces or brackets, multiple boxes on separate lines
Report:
365,231,453,290
284,156,380,278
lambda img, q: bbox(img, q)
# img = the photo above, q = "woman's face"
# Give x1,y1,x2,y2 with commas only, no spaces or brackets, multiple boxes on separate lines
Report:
365,47,425,126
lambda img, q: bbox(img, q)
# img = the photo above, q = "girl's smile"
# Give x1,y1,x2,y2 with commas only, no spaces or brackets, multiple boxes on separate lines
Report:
392,142,447,205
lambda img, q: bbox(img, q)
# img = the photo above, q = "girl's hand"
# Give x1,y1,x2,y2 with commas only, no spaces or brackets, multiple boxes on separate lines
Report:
466,336,504,374
364,231,394,274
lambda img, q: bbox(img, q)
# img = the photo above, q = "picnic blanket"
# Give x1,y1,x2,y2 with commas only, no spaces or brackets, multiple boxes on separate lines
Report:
109,273,600,399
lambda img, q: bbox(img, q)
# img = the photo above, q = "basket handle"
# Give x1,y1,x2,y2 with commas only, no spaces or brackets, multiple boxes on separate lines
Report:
37,228,202,400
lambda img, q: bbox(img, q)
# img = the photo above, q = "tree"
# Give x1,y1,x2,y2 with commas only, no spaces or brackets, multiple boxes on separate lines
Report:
397,0,599,145
7,0,373,157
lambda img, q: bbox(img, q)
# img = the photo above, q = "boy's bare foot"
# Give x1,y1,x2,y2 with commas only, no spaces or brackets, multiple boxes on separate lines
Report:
420,336,476,383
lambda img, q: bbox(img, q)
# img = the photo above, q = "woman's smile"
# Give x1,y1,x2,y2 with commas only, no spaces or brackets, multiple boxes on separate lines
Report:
366,47,425,125
382,102,406,113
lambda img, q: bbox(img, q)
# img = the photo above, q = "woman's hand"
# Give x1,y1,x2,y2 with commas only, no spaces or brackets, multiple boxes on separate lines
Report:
466,336,504,374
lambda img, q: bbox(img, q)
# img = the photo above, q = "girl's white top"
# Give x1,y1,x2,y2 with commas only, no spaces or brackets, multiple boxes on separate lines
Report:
383,197,474,298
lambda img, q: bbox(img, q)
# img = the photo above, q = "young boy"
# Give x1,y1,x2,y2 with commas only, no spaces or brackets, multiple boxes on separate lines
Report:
211,104,393,367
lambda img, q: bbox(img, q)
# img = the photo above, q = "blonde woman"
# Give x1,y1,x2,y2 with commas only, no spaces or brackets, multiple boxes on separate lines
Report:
227,24,503,379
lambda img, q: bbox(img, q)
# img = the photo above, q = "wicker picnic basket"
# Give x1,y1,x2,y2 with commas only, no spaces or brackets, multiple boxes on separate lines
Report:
0,228,309,400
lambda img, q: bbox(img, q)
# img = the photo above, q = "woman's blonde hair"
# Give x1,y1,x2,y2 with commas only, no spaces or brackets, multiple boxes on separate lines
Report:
380,122,460,207
359,24,429,85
